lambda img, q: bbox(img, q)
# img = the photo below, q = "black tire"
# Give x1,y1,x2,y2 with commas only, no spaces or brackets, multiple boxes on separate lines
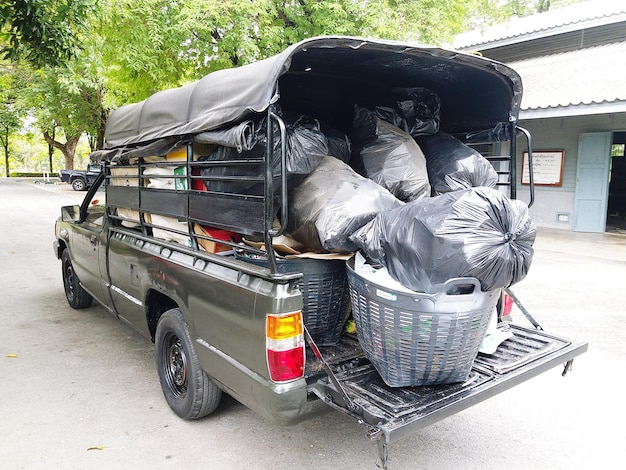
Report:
61,249,93,309
71,178,86,191
155,308,222,420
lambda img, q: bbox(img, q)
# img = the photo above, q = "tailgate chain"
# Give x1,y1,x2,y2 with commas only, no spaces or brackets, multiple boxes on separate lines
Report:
303,326,359,413
504,287,543,330
306,328,390,469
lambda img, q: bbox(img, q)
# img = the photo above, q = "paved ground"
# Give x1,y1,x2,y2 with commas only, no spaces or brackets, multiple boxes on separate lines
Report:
0,178,624,470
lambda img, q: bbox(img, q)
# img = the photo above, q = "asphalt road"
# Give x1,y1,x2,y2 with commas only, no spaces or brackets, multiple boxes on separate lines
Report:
1,177,624,470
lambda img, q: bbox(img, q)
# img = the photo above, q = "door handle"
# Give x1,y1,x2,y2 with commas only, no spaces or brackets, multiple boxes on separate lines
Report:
90,235,97,245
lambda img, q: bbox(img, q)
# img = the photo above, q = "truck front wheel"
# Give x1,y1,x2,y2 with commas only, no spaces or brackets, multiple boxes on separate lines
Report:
61,249,93,309
71,178,86,191
155,308,222,420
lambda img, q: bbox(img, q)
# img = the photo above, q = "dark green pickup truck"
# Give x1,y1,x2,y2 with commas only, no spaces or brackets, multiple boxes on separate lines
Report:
53,36,587,468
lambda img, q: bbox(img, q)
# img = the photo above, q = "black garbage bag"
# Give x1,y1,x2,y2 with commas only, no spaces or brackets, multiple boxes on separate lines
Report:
350,187,536,292
322,123,352,163
200,115,328,194
287,156,403,253
416,131,499,195
373,87,441,138
198,120,268,195
350,105,379,152
351,106,430,202
286,116,329,177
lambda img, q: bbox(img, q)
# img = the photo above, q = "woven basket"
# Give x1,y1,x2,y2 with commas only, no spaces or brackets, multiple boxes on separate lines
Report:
242,256,351,345
346,257,498,387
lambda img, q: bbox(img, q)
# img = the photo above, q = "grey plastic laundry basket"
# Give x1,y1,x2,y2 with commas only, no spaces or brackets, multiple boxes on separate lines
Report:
346,257,499,387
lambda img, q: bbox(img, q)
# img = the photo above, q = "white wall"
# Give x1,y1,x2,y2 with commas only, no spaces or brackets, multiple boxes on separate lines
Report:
517,113,626,229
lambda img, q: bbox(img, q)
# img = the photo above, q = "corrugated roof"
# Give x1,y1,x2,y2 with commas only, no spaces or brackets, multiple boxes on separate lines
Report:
509,41,626,117
454,0,626,50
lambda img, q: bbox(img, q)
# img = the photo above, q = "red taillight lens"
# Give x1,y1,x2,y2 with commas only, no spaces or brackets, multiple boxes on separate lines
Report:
267,347,305,382
502,292,514,317
266,312,305,382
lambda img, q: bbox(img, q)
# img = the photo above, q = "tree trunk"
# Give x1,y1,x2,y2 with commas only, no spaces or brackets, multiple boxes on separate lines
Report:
96,111,106,150
1,126,9,178
43,131,81,170
81,85,107,151
48,128,55,173
95,89,107,150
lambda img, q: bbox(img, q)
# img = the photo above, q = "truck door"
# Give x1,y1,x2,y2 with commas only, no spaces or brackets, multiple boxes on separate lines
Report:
106,232,150,335
69,180,109,305
86,163,103,186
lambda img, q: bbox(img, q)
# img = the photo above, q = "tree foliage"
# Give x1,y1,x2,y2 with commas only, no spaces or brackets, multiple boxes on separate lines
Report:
0,65,26,176
96,0,503,101
0,0,93,67
17,63,106,170
2,0,587,171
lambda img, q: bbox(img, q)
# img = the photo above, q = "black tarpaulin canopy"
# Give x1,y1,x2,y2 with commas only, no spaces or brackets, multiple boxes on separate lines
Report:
104,36,523,150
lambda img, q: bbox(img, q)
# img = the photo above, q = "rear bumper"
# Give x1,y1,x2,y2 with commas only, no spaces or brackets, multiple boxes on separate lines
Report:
195,337,327,426
252,380,330,425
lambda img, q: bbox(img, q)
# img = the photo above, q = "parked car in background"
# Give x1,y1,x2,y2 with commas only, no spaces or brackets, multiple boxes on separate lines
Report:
59,163,103,191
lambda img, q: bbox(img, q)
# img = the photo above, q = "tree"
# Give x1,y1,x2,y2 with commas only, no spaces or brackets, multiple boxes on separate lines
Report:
21,65,106,170
0,64,28,176
0,0,92,68
1,1,104,171
0,97,21,177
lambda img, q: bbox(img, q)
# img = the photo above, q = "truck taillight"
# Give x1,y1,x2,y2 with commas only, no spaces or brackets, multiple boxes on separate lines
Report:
501,292,514,318
266,312,305,382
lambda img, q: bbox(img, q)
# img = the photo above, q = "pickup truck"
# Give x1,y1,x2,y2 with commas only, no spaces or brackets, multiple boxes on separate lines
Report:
59,163,102,191
53,36,587,469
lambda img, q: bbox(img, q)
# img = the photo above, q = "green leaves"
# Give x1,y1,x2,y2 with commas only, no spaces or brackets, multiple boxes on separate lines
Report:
1,0,93,67
2,0,575,169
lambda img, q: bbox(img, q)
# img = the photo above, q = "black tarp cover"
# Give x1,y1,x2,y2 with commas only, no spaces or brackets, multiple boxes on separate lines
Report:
103,36,523,150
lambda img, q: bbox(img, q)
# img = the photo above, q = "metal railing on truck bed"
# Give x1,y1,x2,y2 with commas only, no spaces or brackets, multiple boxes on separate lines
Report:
466,123,535,207
102,109,291,276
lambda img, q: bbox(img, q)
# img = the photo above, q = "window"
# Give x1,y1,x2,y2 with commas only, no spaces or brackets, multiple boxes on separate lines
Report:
84,180,106,227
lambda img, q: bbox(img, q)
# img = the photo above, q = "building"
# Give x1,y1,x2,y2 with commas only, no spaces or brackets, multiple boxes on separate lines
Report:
454,0,626,233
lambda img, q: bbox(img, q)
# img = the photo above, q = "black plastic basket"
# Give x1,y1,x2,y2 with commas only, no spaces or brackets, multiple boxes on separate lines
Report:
241,256,351,345
346,257,499,387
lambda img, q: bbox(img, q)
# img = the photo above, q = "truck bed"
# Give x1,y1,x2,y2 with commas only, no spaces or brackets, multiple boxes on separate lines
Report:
306,324,587,445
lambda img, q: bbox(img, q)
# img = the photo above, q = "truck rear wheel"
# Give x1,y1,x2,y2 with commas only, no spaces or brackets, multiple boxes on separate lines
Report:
155,308,222,420
61,249,93,309
71,178,86,191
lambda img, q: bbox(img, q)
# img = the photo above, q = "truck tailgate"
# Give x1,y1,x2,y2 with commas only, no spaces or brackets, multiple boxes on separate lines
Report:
308,324,587,445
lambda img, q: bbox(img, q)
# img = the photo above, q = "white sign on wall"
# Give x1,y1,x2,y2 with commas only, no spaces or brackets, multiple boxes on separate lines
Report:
522,150,564,186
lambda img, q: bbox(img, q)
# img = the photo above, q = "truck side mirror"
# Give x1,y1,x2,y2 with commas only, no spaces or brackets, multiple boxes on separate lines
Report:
61,205,81,223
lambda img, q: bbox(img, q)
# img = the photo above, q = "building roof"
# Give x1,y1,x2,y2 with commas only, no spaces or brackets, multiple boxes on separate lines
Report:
452,1,626,119
511,41,626,119
454,0,626,50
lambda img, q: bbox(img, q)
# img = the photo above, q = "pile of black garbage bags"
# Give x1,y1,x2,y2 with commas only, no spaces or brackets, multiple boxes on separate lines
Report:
205,87,537,293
